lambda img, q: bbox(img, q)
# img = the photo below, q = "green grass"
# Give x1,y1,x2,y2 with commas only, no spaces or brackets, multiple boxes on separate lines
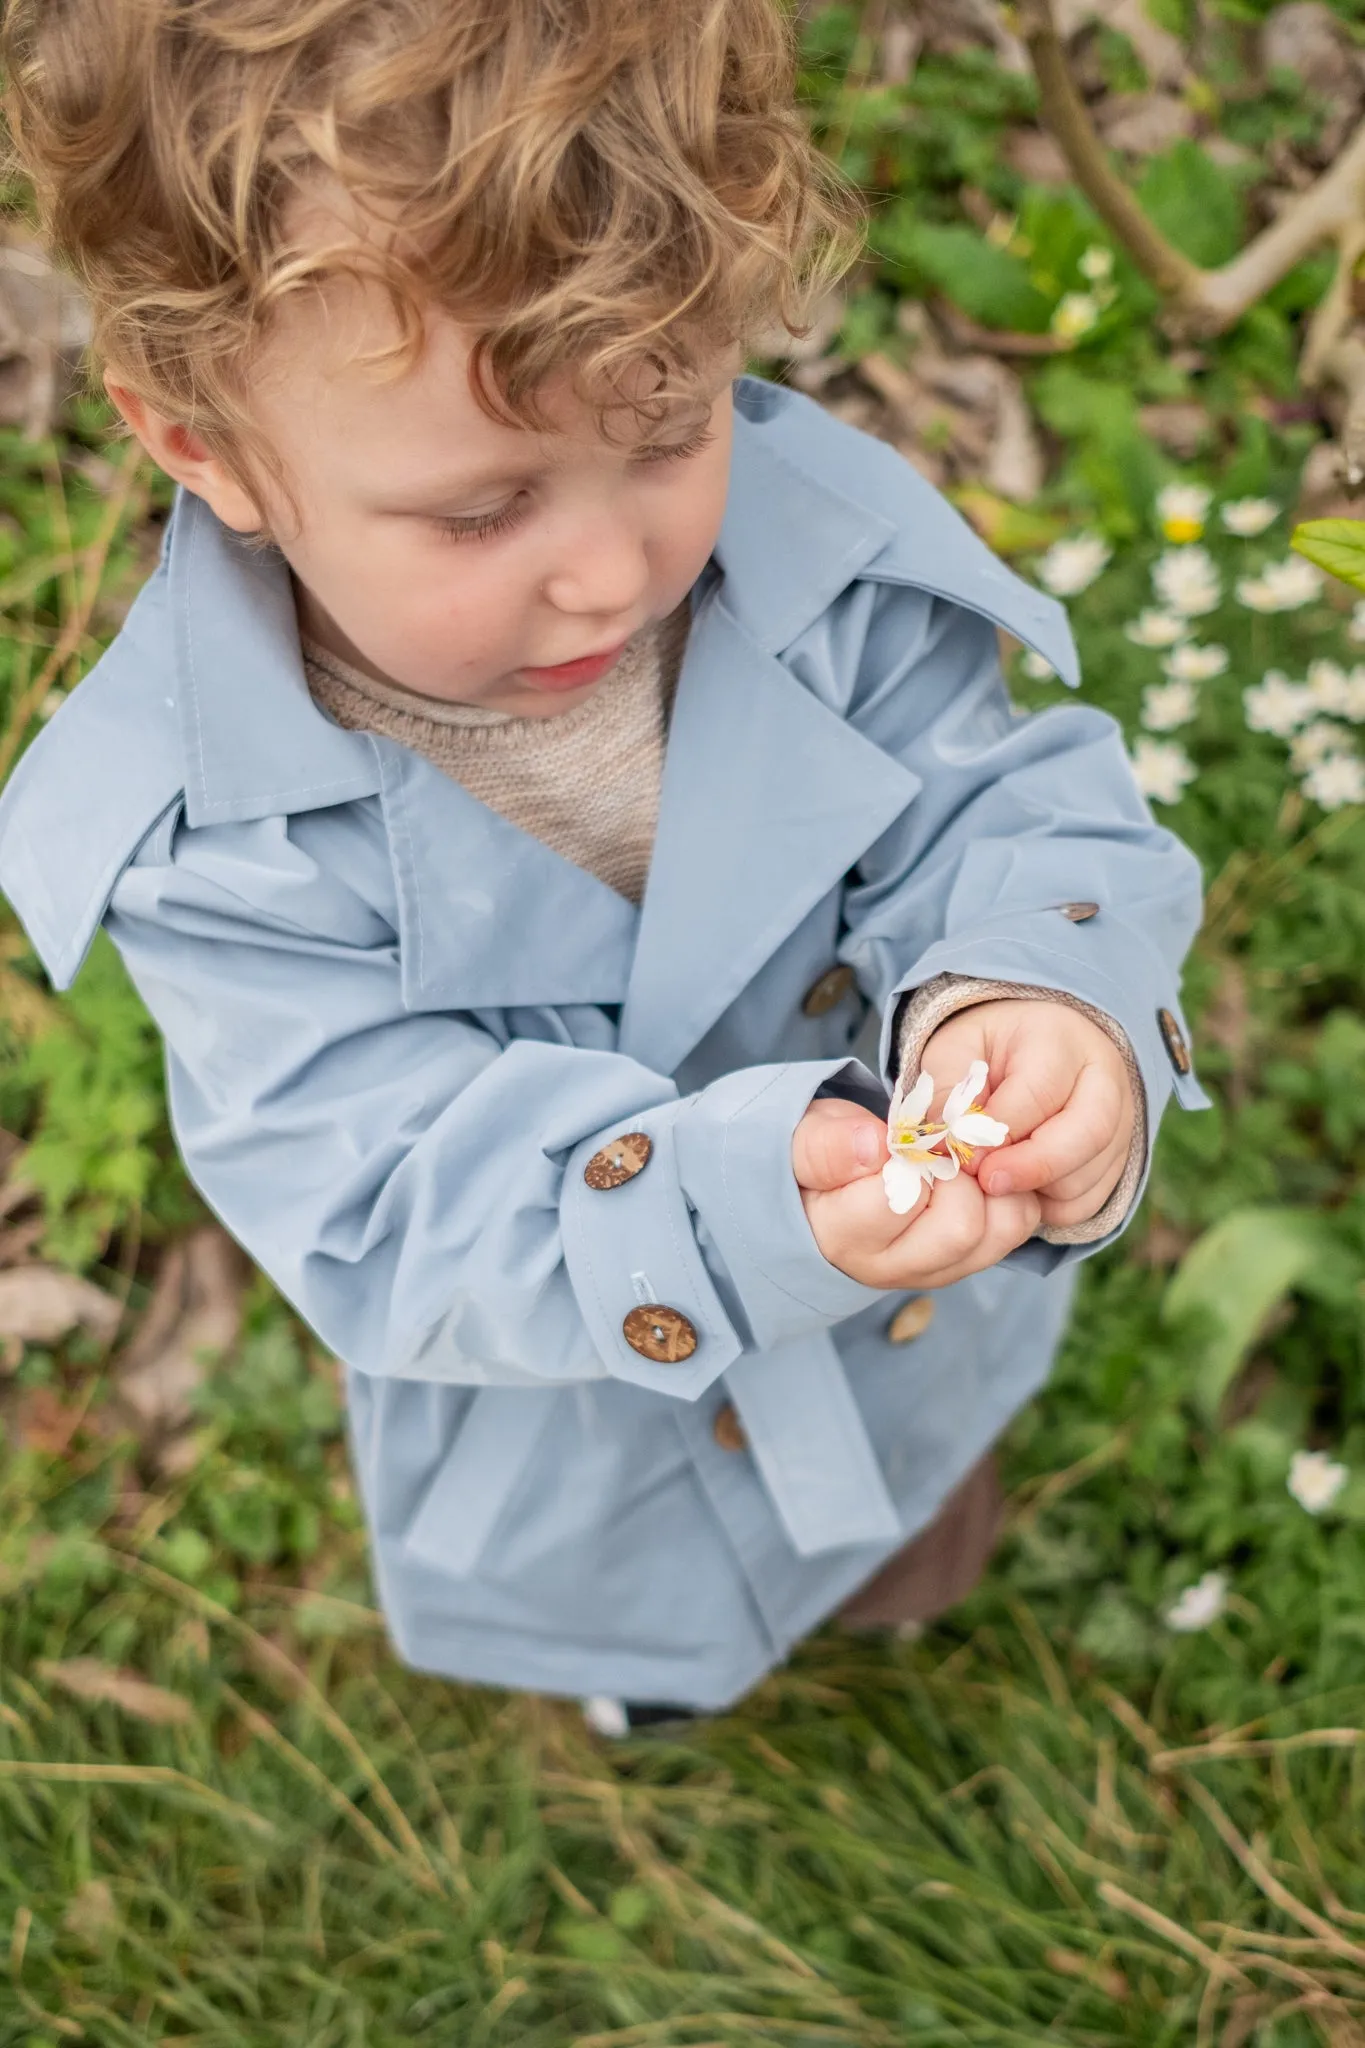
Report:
7,9,1365,2042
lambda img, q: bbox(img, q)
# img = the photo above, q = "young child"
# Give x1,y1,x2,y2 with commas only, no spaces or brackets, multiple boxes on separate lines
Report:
0,0,1205,1726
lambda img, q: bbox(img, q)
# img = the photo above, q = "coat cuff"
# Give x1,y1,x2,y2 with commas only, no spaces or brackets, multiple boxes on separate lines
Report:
672,1058,890,1349
560,1102,745,1399
892,973,1146,1245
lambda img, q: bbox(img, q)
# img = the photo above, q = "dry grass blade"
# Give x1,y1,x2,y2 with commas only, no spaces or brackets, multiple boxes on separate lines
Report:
0,1759,274,1834
0,438,147,783
36,1657,194,1728
1178,1776,1365,1966
105,1544,445,1891
1099,1880,1253,1987
1154,1732,1365,1769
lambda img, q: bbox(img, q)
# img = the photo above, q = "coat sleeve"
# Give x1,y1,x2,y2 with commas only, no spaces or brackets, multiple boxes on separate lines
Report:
835,582,1207,1273
103,804,887,1397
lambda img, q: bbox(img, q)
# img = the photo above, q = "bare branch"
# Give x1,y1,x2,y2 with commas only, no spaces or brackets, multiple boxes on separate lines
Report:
1301,224,1365,387
1197,122,1365,333
1317,336,1365,488
1015,0,1202,303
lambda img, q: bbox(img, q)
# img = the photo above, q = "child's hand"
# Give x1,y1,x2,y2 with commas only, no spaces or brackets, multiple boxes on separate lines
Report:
791,1097,1043,1290
919,999,1135,1231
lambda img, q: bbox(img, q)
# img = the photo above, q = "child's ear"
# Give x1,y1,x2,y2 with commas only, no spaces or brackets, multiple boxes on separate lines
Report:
104,374,266,535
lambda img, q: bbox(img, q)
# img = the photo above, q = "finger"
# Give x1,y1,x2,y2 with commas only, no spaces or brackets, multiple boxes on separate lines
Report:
802,1152,931,1268
1034,1129,1128,1209
979,1062,1126,1198
1037,1141,1130,1229
874,1172,1037,1288
791,1099,887,1192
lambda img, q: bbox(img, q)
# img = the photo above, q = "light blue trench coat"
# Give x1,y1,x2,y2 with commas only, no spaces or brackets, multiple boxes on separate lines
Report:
0,379,1207,1707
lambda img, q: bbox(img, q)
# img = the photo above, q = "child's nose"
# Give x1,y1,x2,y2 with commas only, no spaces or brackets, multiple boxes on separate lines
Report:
542,509,651,619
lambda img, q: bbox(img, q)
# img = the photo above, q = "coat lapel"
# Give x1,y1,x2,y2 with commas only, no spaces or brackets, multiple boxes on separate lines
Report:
618,590,919,1077
376,740,638,1012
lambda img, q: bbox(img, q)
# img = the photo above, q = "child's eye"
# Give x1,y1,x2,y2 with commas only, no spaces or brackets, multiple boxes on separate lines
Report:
432,497,530,544
635,426,716,467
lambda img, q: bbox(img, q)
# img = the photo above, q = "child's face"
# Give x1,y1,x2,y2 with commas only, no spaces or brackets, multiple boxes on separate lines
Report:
119,291,738,719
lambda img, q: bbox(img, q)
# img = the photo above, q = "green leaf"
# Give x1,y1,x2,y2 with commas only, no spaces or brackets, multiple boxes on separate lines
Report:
1136,142,1244,268
1162,1207,1337,1420
875,211,1053,332
1291,519,1365,596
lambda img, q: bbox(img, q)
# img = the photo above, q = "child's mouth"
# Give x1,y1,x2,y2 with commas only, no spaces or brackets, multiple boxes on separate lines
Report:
518,639,630,692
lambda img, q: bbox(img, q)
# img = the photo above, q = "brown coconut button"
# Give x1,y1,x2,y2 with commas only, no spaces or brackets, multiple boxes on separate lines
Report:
802,963,856,1018
583,1131,653,1191
887,1296,935,1345
1158,1007,1192,1075
623,1304,698,1364
712,1402,748,1453
1060,901,1100,922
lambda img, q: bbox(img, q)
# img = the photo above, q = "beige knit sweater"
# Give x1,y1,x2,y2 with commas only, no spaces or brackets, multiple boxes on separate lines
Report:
304,617,1141,1243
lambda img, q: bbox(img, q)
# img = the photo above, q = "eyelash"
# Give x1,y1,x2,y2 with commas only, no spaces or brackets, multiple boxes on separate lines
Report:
432,425,717,544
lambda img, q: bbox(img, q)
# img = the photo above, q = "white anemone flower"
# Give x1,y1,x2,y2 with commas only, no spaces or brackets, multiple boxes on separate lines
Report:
1289,719,1350,771
1350,600,1365,645
1153,546,1221,618
1051,292,1101,342
1219,498,1278,537
1303,753,1365,809
1162,642,1228,682
1130,737,1196,804
1243,671,1314,736
1236,556,1324,612
1164,1570,1228,1633
1125,610,1187,648
1038,534,1111,596
882,1070,959,1215
1287,1449,1349,1514
1307,660,1352,713
1020,649,1056,680
1079,245,1114,282
1156,482,1212,545
938,1060,1010,1169
1343,668,1365,721
1141,679,1198,732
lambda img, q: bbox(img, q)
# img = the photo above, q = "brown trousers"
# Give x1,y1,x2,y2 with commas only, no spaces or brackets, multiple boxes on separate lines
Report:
837,1452,1003,1631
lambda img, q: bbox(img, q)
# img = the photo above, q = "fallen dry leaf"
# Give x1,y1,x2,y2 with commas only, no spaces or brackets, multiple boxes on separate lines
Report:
12,1386,92,1456
0,1264,122,1348
1262,4,1364,158
1057,0,1189,90
1001,128,1073,186
1138,401,1214,460
1096,92,1197,157
115,1226,245,1446
37,1657,195,1728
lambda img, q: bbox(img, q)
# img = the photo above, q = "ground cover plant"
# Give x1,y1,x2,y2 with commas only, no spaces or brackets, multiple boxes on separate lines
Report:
5,1,1365,2041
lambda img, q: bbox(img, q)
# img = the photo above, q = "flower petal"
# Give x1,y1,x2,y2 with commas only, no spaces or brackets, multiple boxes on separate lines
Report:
950,1111,1010,1148
883,1155,928,1214
943,1060,990,1123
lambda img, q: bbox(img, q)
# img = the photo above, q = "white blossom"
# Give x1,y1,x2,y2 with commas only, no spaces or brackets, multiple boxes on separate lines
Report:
1020,649,1056,680
1307,660,1353,714
37,689,65,722
1156,482,1212,545
1289,720,1350,772
1125,610,1187,649
1350,600,1365,645
1303,752,1365,809
1079,245,1114,282
1038,534,1111,597
1130,736,1196,804
1162,642,1228,683
1343,668,1365,721
882,1070,959,1215
1287,1449,1349,1514
1052,292,1101,342
1153,546,1221,618
1141,679,1198,732
1236,557,1324,613
1164,1570,1228,1633
1243,671,1314,736
1219,498,1278,537
938,1060,1010,1168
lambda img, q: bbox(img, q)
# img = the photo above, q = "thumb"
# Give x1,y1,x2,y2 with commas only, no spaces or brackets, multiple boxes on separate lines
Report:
792,1097,888,1192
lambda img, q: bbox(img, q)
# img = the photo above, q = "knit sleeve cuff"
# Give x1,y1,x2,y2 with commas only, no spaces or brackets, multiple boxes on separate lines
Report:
892,973,1148,1247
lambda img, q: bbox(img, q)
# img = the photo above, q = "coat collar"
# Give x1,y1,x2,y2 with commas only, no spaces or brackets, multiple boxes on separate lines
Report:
164,378,1075,1072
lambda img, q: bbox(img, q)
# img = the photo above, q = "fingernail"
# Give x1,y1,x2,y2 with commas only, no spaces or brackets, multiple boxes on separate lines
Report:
986,1171,1013,1195
854,1127,883,1168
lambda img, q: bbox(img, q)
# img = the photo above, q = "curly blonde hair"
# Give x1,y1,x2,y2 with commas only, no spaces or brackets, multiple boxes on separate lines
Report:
2,0,861,466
